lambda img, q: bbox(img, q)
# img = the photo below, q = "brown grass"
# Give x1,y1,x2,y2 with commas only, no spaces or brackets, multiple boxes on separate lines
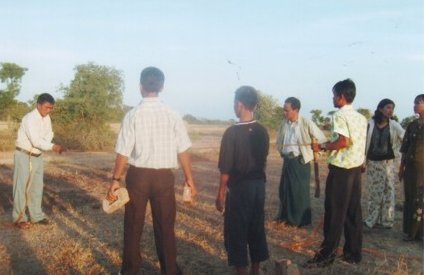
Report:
0,124,422,274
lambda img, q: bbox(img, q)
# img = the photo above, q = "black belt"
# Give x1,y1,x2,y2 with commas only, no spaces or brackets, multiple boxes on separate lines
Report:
16,147,42,157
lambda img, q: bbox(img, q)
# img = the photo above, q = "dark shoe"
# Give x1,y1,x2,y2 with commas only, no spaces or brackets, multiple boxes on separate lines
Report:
302,254,334,268
363,221,374,229
340,254,361,265
34,218,50,225
403,235,414,242
375,223,392,229
15,221,31,229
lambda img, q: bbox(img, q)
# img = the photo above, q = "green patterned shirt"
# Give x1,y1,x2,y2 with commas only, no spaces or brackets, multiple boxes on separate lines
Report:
327,105,367,168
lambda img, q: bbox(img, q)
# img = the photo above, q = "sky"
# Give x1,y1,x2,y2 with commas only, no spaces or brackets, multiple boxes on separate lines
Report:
1,1,423,121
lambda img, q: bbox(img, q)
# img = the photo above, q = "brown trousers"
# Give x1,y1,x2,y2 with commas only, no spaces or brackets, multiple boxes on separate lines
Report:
121,166,179,275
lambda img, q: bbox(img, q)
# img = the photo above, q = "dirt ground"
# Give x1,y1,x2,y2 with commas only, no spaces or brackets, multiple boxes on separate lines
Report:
0,124,423,274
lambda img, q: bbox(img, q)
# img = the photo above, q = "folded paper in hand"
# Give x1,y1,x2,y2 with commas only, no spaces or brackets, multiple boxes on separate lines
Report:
183,185,192,204
102,188,130,214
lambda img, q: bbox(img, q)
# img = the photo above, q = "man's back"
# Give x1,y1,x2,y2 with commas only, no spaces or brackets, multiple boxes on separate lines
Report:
218,121,269,184
115,97,191,169
328,105,367,168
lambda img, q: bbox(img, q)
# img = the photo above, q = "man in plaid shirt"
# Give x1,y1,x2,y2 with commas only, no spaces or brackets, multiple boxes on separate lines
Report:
107,67,197,275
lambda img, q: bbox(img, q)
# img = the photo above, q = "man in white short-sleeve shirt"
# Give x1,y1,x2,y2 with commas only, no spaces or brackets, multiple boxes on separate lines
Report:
107,67,196,275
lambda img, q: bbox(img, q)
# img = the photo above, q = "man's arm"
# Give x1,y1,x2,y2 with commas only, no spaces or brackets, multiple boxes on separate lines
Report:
312,134,350,152
178,150,197,197
215,173,229,213
106,153,128,201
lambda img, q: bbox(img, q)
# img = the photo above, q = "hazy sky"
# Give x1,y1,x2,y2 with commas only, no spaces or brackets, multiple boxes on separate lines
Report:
1,1,423,121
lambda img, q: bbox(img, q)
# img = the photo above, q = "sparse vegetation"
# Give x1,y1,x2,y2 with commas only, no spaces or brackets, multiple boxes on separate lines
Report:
0,124,422,274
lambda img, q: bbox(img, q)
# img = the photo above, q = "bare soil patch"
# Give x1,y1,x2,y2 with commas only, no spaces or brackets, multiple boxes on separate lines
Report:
0,124,422,274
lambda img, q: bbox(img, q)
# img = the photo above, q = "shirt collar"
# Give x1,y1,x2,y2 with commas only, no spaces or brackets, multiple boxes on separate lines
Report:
33,108,46,120
141,97,161,103
340,104,354,111
235,120,256,126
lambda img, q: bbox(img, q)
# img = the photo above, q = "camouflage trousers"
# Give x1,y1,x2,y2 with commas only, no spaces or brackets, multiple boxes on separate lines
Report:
364,159,396,228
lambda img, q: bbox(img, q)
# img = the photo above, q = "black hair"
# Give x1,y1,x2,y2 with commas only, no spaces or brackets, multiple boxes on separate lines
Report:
37,93,55,104
415,94,424,103
373,98,395,123
332,79,356,103
285,97,301,110
234,86,258,111
140,67,165,92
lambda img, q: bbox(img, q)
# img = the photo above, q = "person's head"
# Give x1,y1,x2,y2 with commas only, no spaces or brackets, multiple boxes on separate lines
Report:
140,67,165,95
283,97,301,122
373,98,395,123
414,94,424,115
36,93,55,117
332,79,356,108
233,86,258,118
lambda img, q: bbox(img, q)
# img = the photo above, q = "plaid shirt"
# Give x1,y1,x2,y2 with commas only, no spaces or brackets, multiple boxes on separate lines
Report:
115,97,191,169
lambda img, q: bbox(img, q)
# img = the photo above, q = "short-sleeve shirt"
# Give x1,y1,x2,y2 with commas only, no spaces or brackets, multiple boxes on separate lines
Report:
218,121,269,185
327,105,367,169
115,97,191,169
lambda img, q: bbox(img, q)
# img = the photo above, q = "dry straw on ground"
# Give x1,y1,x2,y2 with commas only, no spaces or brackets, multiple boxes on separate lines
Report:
0,124,422,274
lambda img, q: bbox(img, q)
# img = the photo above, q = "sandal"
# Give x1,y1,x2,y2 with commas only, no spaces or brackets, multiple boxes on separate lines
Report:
15,221,31,229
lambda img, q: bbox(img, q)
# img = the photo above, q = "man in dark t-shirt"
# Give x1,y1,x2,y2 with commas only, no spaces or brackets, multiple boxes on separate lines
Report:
216,86,269,275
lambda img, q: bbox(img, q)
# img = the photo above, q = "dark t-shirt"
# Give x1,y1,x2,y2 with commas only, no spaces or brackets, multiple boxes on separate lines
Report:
218,121,269,185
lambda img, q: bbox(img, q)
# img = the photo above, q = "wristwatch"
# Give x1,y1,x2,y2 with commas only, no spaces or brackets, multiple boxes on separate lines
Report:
112,176,121,182
319,143,327,151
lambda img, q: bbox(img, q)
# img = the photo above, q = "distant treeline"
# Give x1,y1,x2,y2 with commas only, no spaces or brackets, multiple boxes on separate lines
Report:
0,62,418,151
183,114,234,125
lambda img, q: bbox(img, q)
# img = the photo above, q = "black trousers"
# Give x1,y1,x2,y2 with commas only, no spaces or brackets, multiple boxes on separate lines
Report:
318,165,363,261
224,179,269,267
121,166,179,275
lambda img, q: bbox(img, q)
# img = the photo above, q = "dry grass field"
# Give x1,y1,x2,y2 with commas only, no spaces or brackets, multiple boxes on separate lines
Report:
0,124,423,274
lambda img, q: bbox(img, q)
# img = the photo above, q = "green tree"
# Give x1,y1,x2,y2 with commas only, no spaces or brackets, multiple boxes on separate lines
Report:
254,92,281,129
54,63,124,150
400,115,418,129
310,109,325,128
0,62,28,119
357,108,371,120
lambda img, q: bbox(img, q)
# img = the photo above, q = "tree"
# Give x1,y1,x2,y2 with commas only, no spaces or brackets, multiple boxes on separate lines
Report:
0,62,28,119
401,115,418,129
357,108,371,120
310,109,325,128
254,92,281,130
54,63,124,150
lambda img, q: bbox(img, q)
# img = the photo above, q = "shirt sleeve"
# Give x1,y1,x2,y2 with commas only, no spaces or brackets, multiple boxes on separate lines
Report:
175,116,192,153
218,128,234,174
275,121,285,153
399,123,411,154
308,119,327,143
115,111,136,157
332,111,350,140
25,115,54,151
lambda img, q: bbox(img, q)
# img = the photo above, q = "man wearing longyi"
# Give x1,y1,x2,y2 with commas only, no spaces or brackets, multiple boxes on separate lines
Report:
13,93,66,229
107,66,197,275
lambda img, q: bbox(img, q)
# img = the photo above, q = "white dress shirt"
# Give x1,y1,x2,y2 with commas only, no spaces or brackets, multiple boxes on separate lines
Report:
282,120,301,157
115,97,192,169
15,108,54,154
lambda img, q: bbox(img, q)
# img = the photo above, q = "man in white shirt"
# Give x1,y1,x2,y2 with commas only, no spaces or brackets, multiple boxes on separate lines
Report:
13,93,65,229
107,67,196,275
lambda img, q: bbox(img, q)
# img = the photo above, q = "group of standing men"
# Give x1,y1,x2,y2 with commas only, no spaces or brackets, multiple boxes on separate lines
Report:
11,66,423,274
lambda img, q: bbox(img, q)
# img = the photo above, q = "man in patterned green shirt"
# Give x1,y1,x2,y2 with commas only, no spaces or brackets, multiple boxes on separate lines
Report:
306,79,367,268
